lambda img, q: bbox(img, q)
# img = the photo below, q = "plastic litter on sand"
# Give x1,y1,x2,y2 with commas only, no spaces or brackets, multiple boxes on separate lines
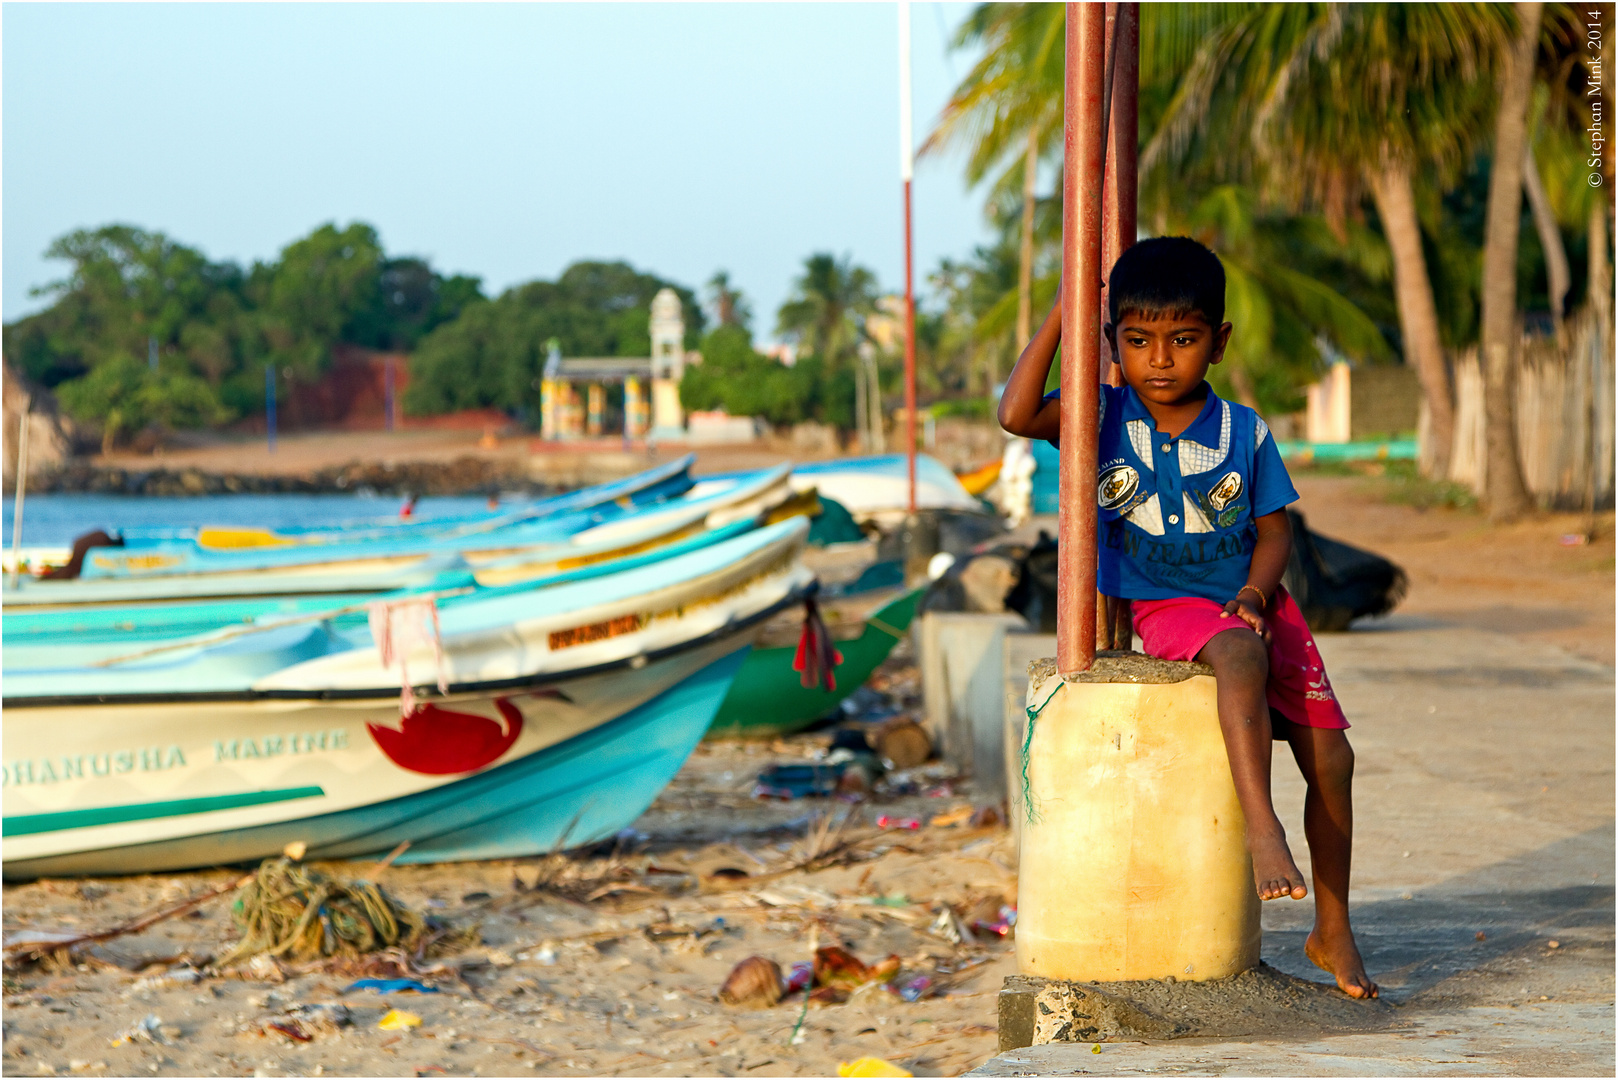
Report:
377,1009,422,1031
344,978,438,994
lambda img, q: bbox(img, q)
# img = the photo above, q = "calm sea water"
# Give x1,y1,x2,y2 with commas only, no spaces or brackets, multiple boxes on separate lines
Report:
1,493,532,547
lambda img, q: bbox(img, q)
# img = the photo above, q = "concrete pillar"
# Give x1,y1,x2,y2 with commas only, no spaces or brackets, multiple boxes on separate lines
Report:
1014,654,1260,983
650,377,684,439
587,383,605,437
624,377,646,438
563,384,584,439
1002,630,1056,849
1306,361,1353,443
540,379,559,441
917,611,1030,805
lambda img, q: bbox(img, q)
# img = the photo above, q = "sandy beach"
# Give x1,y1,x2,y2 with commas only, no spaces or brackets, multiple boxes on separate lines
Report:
2,701,1019,1078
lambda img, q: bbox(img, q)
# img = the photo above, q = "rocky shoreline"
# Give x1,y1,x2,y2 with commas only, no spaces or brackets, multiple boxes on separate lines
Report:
23,456,560,497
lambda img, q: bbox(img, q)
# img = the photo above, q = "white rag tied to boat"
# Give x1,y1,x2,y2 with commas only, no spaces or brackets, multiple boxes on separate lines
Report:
367,597,450,715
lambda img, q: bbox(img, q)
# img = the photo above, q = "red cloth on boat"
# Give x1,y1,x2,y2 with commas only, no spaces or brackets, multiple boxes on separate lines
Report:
792,597,843,692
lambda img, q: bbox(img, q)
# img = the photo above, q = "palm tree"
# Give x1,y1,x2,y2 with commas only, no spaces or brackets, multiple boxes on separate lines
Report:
1142,3,1516,479
1521,4,1610,330
775,254,879,368
1174,185,1397,410
776,254,879,436
1478,1,1543,520
924,4,1064,352
705,271,751,331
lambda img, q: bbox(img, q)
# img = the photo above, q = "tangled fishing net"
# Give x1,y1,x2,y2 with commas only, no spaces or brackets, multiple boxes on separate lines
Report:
217,857,473,967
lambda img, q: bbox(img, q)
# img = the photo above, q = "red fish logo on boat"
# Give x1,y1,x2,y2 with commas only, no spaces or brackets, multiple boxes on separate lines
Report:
367,698,524,775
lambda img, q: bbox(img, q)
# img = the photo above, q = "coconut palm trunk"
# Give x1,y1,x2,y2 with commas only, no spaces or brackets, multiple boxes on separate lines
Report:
1366,157,1455,479
1478,1,1542,521
1592,196,1612,323
1016,128,1040,350
1522,140,1571,330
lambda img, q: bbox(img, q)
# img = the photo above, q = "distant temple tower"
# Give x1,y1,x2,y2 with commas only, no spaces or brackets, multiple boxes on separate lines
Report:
649,287,686,438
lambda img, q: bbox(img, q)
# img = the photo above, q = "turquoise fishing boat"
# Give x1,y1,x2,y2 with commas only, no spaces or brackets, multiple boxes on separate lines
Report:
3,464,797,608
2,519,814,878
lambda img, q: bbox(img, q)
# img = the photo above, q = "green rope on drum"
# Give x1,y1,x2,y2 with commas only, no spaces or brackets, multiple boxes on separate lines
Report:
1021,680,1064,826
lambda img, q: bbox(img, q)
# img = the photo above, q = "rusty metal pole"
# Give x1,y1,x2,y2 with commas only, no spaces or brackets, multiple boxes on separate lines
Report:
1058,1,1106,678
899,0,918,514
1100,2,1137,391
1097,2,1139,650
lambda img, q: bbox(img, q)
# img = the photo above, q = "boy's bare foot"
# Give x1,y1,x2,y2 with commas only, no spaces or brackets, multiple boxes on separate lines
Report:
1250,833,1308,900
1305,926,1379,999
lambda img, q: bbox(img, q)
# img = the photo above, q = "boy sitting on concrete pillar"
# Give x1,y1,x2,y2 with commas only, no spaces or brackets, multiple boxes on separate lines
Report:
997,236,1377,999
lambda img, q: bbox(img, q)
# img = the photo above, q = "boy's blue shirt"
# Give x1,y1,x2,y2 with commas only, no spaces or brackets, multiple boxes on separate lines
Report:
1043,383,1298,603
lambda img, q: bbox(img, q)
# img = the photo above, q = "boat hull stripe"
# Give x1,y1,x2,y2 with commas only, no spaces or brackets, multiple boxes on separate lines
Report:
3,786,326,837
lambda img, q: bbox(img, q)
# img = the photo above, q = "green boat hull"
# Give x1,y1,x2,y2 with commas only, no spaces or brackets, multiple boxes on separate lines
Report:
706,587,923,740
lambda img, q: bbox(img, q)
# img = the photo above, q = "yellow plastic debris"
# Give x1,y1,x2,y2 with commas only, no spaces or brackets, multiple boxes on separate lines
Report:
1092,1044,1102,1054
377,1010,422,1031
838,1059,912,1078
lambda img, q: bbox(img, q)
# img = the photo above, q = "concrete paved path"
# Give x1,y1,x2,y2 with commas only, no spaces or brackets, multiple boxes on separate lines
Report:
971,615,1615,1076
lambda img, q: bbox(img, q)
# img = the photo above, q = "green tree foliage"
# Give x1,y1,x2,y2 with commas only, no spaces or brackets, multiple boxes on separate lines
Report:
256,222,386,378
346,259,482,354
930,236,1026,399
925,3,1594,429
772,253,881,430
679,323,815,426
6,225,248,389
776,253,879,372
404,261,702,417
3,221,488,447
1177,185,1397,412
56,354,231,454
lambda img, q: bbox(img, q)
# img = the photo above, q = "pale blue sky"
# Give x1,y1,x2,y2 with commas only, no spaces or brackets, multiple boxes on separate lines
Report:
2,2,996,338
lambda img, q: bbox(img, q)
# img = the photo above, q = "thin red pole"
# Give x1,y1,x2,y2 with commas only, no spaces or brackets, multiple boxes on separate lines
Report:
899,0,917,514
1058,1,1106,678
904,181,917,513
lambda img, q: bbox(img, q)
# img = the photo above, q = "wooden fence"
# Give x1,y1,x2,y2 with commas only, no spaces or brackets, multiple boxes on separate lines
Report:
1442,306,1614,510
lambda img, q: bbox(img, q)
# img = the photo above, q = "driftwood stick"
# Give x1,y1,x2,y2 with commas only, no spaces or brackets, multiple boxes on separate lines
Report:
4,873,253,961
373,840,412,874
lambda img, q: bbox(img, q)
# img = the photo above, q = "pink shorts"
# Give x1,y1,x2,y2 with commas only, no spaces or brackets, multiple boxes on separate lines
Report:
1130,585,1349,731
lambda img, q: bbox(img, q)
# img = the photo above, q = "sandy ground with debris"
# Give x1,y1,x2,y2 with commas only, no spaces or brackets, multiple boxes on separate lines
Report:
2,734,1015,1078
3,466,1612,1078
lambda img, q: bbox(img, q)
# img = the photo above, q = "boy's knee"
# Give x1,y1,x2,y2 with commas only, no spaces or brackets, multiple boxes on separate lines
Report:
1322,735,1355,780
1203,626,1268,679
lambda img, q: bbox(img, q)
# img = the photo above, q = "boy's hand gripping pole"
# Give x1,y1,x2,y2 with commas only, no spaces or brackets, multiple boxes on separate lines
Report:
1057,1,1107,679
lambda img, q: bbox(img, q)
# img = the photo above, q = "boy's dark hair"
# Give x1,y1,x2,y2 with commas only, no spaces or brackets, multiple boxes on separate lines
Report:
1107,236,1225,326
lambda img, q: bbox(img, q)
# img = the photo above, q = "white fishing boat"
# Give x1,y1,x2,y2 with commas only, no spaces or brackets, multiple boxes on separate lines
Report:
788,454,987,528
2,519,814,878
